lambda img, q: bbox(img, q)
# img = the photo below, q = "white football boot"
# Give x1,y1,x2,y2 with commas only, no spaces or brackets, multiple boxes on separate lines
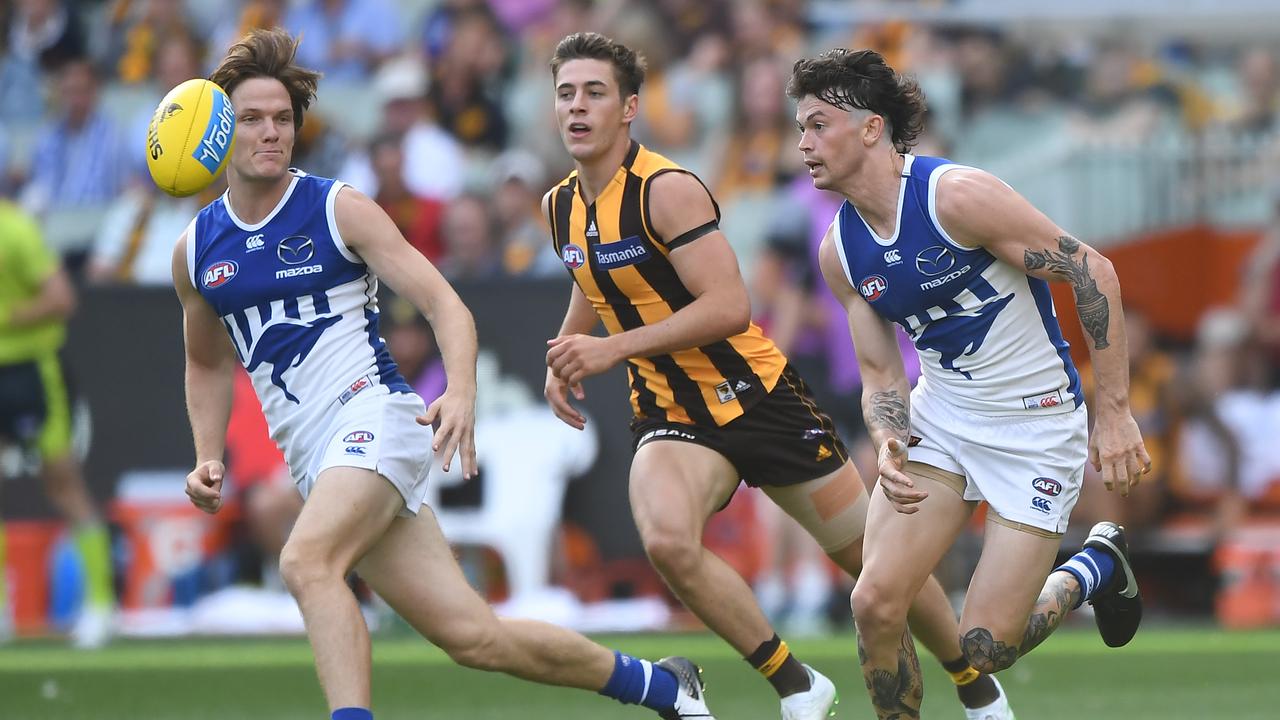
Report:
963,676,1015,720
780,665,838,720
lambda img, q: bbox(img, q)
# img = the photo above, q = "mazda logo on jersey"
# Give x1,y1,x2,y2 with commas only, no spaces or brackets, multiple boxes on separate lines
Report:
859,275,888,302
278,235,315,265
561,244,585,269
594,235,650,269
916,246,956,276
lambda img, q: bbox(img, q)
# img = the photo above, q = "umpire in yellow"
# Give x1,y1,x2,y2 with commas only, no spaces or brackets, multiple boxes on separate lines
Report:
0,199,114,646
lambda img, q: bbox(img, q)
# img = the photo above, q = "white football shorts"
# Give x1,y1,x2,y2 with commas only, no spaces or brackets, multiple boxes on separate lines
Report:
906,389,1088,534
298,388,434,517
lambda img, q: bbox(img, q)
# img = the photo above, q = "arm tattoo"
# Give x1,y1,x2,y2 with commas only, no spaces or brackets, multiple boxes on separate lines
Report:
1024,235,1111,350
868,390,909,440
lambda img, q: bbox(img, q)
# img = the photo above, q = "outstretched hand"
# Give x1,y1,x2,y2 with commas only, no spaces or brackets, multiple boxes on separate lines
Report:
417,387,478,479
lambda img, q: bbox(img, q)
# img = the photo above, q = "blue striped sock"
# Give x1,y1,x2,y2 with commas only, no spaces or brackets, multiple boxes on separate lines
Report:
331,708,372,720
598,651,679,711
1056,547,1116,608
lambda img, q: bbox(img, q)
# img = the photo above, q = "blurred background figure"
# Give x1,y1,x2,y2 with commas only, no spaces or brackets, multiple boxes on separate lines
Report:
439,192,502,281
0,199,114,647
489,149,559,277
284,0,404,81
368,132,446,262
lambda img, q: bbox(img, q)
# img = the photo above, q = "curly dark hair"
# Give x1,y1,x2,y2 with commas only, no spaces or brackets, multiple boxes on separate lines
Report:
209,28,321,133
787,48,927,152
550,32,647,99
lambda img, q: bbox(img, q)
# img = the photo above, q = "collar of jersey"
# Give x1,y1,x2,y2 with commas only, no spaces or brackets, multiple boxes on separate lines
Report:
221,171,303,232
849,153,914,248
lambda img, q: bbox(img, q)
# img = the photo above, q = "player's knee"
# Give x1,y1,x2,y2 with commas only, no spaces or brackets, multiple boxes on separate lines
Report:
640,528,701,580
438,619,505,672
959,625,1020,674
278,540,339,598
850,577,909,635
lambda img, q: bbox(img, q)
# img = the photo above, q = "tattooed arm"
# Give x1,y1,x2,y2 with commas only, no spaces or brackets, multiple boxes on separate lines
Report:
818,226,928,513
933,168,1151,496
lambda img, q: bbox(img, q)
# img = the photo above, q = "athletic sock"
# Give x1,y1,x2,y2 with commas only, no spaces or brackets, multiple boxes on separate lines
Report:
1056,546,1116,608
73,523,113,608
941,655,998,707
331,708,372,720
746,634,811,697
598,651,679,711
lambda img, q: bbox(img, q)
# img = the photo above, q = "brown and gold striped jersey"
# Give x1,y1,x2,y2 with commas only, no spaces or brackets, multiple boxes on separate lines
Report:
549,141,787,427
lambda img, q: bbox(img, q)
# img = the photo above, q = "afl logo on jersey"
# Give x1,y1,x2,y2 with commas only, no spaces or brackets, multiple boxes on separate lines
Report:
202,260,238,289
343,431,375,444
562,244,586,269
859,275,888,302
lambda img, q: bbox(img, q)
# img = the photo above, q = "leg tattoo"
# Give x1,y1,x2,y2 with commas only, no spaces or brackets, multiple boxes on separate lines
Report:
1020,574,1083,655
961,627,1019,674
857,629,924,720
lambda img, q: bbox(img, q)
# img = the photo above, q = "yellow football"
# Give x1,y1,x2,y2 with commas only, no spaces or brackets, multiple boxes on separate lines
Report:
145,79,236,198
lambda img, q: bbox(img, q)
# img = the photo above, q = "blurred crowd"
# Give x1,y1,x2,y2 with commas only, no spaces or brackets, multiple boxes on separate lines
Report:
2,0,1280,630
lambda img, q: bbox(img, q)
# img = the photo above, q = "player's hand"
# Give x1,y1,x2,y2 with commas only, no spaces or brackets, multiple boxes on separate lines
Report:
877,437,927,514
418,386,477,479
546,334,621,386
544,367,587,430
186,460,225,514
1089,411,1150,497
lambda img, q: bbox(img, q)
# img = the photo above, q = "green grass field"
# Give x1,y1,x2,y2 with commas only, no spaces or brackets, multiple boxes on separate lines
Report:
1,626,1277,719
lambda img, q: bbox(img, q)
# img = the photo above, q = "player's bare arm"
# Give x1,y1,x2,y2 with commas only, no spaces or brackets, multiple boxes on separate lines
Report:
817,226,925,513
934,168,1151,496
546,170,750,387
541,190,598,430
335,186,478,478
172,231,238,513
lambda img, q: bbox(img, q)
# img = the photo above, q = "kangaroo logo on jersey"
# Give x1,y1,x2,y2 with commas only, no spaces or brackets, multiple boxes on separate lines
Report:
277,235,315,265
202,260,238,289
859,275,888,302
913,293,1014,378
915,246,956,276
594,235,650,269
562,244,585,269
1032,477,1063,497
246,315,342,403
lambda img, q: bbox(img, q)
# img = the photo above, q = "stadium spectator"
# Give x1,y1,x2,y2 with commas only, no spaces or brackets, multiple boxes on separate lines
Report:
19,59,127,218
87,177,223,286
284,0,404,82
207,0,287,62
340,54,465,201
106,0,198,85
489,149,560,277
0,199,115,647
713,55,802,203
4,0,85,71
368,133,446,262
426,4,511,150
1229,46,1279,135
439,193,502,281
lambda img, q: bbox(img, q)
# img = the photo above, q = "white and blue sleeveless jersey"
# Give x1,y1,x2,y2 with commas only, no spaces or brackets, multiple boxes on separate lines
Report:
832,154,1081,416
186,170,411,465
